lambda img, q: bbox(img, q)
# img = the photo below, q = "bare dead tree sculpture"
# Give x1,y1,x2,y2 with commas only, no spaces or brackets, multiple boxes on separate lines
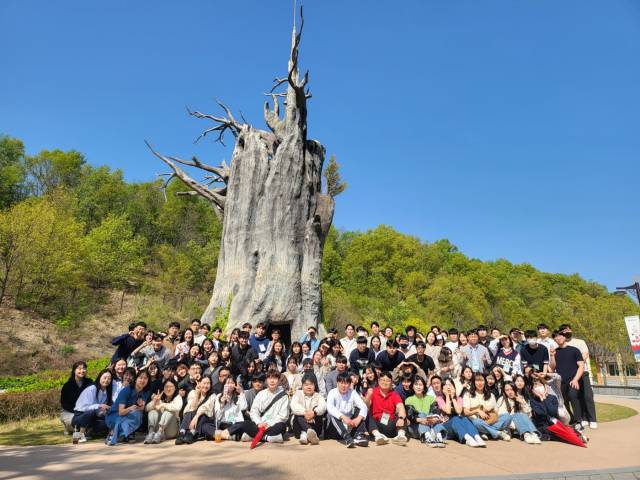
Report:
146,8,333,339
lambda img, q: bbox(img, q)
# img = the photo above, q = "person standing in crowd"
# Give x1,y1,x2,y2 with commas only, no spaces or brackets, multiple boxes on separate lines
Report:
296,358,326,397
244,370,290,444
110,322,146,365
198,324,210,345
241,323,252,333
460,330,492,374
549,330,586,431
60,361,93,435
368,322,387,350
243,373,266,419
131,334,172,370
349,337,375,374
491,328,502,340
405,326,417,346
392,361,427,386
326,372,369,447
340,324,358,359
211,326,227,351
71,369,113,442
435,347,459,380
363,371,408,446
444,329,459,351
162,322,181,357
105,370,151,446
423,331,440,361
489,334,522,377
520,330,549,374
377,340,405,372
537,323,558,350
284,357,302,395
232,331,258,376
476,326,491,351
300,326,320,353
325,355,348,394
398,335,416,357
561,324,597,429
249,322,270,361
291,372,327,444
266,340,288,373
144,379,182,444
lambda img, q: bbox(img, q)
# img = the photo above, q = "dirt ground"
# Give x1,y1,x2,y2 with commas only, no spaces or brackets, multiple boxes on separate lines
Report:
0,395,638,480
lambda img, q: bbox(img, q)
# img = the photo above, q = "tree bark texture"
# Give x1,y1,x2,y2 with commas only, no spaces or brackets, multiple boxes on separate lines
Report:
147,10,332,340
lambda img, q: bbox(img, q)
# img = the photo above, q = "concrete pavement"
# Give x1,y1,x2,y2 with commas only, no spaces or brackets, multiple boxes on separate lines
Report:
0,396,637,480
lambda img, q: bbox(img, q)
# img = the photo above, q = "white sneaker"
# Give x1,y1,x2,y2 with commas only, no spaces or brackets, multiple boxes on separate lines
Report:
299,432,308,445
152,431,163,444
144,432,155,444
524,433,534,444
78,433,87,443
581,420,589,427
241,433,252,442
589,422,598,429
63,429,71,436
498,431,511,441
392,433,407,446
307,428,319,445
466,437,478,447
532,434,541,445
474,434,487,447
266,434,284,443
480,434,489,441
375,433,389,445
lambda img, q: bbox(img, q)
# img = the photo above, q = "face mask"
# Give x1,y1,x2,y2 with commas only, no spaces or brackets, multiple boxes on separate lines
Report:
527,339,537,347
564,332,573,339
534,386,545,394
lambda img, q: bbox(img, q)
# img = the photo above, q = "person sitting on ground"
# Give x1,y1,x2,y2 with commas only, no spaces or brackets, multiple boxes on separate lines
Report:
349,337,376,375
489,334,523,377
71,369,113,442
530,376,588,447
435,377,484,447
110,322,147,365
326,372,369,448
131,334,172,370
105,369,151,446
243,373,266,419
243,370,290,444
266,361,290,391
531,369,570,425
291,372,327,445
205,375,247,441
175,376,215,445
497,381,540,444
60,361,93,435
363,371,408,446
406,376,446,447
144,379,182,444
463,372,512,442
324,355,348,394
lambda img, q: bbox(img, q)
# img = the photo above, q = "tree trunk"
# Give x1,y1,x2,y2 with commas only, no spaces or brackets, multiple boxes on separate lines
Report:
147,9,333,340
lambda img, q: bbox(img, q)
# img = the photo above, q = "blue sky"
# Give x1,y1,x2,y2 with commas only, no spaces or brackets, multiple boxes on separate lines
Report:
1,1,639,291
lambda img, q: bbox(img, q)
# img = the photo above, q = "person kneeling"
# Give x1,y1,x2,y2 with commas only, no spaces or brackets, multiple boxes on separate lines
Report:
363,371,408,446
326,372,369,448
291,372,327,445
243,370,289,443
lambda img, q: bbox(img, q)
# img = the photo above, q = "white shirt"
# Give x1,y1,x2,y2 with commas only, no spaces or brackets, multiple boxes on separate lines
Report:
445,342,459,351
340,337,358,359
537,337,558,350
74,385,108,412
326,388,368,419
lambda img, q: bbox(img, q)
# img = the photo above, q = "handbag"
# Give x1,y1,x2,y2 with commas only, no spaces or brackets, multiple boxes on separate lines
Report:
471,404,499,425
405,405,420,422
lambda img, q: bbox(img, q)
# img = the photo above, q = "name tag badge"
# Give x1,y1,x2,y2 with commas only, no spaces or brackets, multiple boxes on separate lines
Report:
259,344,266,352
471,360,480,372
381,413,390,425
342,420,349,431
359,369,363,378
503,363,511,374
265,413,274,425
352,405,356,415
533,364,540,371
228,416,235,423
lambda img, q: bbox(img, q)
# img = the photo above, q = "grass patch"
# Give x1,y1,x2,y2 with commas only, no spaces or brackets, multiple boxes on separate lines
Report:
0,416,108,446
595,402,638,423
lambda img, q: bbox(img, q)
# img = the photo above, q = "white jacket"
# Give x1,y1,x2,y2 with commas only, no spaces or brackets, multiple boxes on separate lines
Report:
74,385,108,413
290,390,327,417
215,393,247,424
250,388,289,425
183,390,216,417
326,387,368,420
144,394,182,414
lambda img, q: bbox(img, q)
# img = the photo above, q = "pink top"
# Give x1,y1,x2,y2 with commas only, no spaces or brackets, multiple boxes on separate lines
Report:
436,395,463,422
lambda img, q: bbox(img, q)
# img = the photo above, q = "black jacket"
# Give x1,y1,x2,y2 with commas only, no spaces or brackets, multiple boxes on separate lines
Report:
60,377,93,412
231,344,258,375
530,394,559,428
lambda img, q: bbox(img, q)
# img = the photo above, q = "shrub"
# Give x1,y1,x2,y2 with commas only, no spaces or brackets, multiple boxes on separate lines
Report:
0,389,60,422
60,345,75,356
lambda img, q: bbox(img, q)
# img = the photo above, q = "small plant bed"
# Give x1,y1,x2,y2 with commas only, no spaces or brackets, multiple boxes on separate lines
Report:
595,402,638,423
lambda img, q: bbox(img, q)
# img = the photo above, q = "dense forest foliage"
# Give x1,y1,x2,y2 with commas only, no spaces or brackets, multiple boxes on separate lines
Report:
1,133,638,366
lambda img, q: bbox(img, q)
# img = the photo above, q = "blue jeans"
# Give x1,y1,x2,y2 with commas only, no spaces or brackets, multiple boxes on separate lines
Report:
443,416,479,443
511,413,537,436
471,413,512,439
71,409,107,432
408,413,447,439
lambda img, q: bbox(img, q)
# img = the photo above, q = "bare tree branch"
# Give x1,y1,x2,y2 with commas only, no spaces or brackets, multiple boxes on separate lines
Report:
186,97,245,146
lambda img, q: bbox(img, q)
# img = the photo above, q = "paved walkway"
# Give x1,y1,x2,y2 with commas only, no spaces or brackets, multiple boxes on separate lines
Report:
0,395,637,480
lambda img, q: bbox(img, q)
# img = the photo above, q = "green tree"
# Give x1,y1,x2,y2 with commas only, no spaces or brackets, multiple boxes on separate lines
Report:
75,165,129,230
0,134,27,208
82,214,145,287
322,154,348,198
23,149,86,196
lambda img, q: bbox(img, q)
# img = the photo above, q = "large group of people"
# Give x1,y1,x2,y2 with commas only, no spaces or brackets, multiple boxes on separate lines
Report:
59,319,597,449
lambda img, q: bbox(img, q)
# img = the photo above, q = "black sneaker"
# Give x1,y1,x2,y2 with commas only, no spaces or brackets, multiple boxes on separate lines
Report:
420,433,428,444
127,434,136,443
84,431,93,440
345,435,355,448
175,432,186,445
184,431,195,444
354,434,369,447
574,423,585,433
